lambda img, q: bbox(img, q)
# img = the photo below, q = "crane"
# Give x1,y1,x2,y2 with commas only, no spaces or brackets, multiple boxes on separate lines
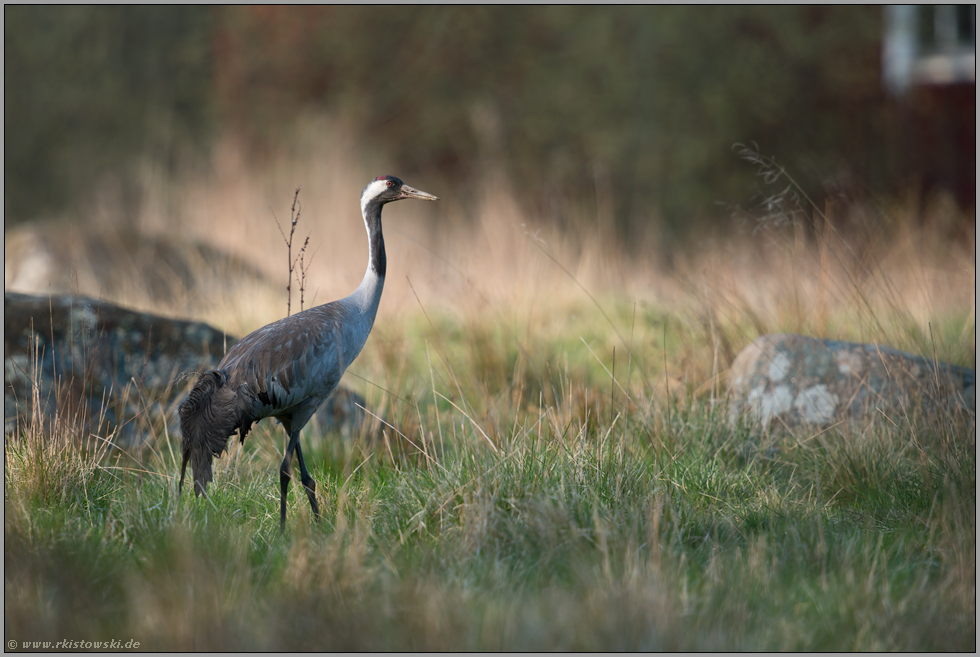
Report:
178,175,438,529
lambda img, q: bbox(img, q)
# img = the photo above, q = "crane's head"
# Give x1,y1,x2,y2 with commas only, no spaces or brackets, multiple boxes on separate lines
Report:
361,175,439,212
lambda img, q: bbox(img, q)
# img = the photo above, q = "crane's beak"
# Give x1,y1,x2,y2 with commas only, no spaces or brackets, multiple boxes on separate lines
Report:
397,184,439,202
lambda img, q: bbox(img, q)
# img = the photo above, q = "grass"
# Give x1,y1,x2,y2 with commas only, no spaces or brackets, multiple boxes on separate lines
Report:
4,136,976,650
5,382,974,650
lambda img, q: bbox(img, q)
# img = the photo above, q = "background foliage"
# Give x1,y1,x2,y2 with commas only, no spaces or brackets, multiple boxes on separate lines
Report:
6,6,969,247
5,6,212,223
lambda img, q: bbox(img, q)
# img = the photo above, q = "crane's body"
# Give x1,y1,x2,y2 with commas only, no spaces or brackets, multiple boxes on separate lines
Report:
178,176,438,528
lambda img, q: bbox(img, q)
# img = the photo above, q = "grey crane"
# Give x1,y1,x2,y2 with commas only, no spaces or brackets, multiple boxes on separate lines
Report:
178,175,438,528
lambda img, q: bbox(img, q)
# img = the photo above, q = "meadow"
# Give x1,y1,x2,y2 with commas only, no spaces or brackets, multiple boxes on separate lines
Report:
4,134,976,650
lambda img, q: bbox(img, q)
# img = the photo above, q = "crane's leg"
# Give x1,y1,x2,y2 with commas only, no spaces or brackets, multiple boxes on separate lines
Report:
280,427,302,530
294,441,321,522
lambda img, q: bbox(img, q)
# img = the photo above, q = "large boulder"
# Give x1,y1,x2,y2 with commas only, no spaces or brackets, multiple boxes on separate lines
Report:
4,292,373,447
729,333,975,431
4,224,269,311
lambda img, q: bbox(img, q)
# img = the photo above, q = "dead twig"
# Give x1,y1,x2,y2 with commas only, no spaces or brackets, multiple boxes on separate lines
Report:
273,186,314,315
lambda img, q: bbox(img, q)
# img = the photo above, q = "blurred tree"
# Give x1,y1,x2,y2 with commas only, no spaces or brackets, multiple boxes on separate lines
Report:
210,6,900,247
9,7,955,246
4,6,212,223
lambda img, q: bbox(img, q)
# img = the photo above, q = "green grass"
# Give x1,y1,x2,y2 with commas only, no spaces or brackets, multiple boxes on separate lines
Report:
5,301,975,651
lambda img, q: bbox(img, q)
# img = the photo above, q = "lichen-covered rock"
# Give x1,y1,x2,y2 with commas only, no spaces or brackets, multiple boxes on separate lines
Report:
4,292,374,446
729,333,975,431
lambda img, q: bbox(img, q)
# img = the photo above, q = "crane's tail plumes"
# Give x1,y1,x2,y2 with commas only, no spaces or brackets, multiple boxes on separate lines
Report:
178,369,251,497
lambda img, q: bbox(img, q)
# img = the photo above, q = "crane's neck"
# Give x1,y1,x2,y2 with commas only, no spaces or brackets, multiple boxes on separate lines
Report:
346,196,386,318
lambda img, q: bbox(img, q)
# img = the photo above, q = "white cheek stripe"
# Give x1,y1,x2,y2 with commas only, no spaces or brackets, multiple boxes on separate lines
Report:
360,179,389,215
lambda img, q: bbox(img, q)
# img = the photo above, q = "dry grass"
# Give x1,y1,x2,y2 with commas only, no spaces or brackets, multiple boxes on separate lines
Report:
7,120,973,358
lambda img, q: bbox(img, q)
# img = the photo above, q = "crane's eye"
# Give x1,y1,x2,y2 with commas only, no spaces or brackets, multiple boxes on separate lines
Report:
386,180,394,187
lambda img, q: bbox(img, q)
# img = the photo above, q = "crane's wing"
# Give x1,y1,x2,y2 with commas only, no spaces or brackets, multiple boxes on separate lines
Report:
219,304,351,418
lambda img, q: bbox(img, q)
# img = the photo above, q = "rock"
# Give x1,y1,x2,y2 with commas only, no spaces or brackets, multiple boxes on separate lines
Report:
4,292,375,447
4,224,270,311
729,333,975,431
